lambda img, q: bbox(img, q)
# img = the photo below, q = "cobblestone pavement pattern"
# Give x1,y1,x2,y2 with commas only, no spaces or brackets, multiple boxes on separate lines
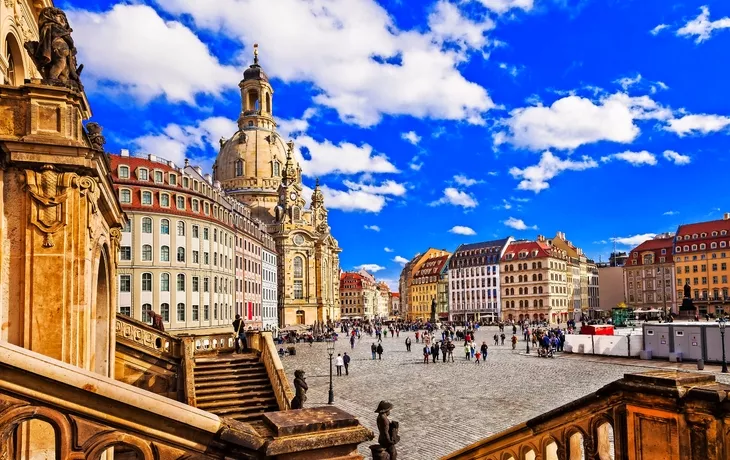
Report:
281,327,728,458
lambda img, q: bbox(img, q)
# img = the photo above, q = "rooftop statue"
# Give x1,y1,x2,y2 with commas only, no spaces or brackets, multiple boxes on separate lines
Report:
24,7,84,90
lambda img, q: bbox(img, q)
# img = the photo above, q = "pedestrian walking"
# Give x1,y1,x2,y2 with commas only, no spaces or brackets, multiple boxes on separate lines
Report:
470,342,476,358
493,334,499,346
431,343,438,363
500,333,506,346
343,352,351,375
442,342,448,362
464,342,471,360
415,331,420,343
475,351,481,364
405,336,412,352
335,353,344,376
423,345,430,364
511,335,517,350
377,343,384,360
232,314,247,353
448,341,455,362
480,341,488,360
371,343,377,360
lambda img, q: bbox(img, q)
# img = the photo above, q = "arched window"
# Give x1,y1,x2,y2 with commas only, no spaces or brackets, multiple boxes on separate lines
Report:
118,166,129,179
142,244,152,261
4,35,24,86
142,217,152,233
141,191,152,205
160,219,169,234
142,273,152,291
177,303,185,321
273,161,280,176
292,206,301,221
160,303,170,322
142,304,152,323
235,160,243,177
293,256,303,278
177,221,185,236
177,247,185,262
160,245,169,261
538,274,543,281
161,273,169,292
177,274,185,291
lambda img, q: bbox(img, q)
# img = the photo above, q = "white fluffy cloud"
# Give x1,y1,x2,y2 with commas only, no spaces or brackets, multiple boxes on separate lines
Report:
504,217,537,231
384,247,394,253
364,225,381,232
296,137,399,177
663,150,691,165
495,92,671,151
616,73,642,90
612,234,657,247
663,211,679,216
302,179,405,213
453,175,481,187
474,0,534,14
134,117,238,167
449,226,477,236
393,256,410,266
357,264,385,273
430,188,479,208
342,180,407,196
665,114,730,136
154,0,495,126
401,131,422,145
509,151,598,193
650,24,669,35
601,151,657,166
677,6,730,43
68,4,239,103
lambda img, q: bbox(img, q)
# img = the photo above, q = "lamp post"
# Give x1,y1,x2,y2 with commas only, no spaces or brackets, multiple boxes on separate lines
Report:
720,318,728,374
327,338,335,404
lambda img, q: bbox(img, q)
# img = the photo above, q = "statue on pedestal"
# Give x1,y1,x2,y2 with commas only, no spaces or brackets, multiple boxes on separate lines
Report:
680,282,696,318
24,7,84,90
291,370,307,409
370,401,399,460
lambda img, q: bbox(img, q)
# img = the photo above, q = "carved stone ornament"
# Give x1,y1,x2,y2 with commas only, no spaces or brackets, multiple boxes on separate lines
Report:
24,166,98,248
85,122,106,151
24,7,84,90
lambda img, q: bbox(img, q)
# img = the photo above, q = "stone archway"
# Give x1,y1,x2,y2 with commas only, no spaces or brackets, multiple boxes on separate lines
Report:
92,244,112,377
4,32,25,86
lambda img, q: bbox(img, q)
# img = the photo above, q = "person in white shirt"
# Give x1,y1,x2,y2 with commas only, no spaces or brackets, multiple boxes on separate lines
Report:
335,353,344,376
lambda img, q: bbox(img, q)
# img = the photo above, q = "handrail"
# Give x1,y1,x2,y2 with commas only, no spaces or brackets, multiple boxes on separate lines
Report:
256,331,294,411
115,315,182,359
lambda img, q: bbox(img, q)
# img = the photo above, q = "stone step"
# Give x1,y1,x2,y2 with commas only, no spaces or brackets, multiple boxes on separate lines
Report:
230,411,277,423
194,355,260,366
197,396,278,412
196,389,275,402
195,384,274,397
193,367,266,378
195,376,272,388
194,361,260,370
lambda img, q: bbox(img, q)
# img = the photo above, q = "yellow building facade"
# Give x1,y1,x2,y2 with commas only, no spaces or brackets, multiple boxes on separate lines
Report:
409,252,450,321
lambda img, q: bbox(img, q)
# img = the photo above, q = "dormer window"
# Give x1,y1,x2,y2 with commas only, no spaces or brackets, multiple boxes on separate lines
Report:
692,234,698,239
701,233,707,238
273,161,281,177
712,231,719,237
154,171,163,183
141,191,152,205
137,168,148,181
176,196,185,209
169,174,177,186
118,166,129,179
183,177,189,188
160,193,170,207
119,189,131,204
723,231,728,236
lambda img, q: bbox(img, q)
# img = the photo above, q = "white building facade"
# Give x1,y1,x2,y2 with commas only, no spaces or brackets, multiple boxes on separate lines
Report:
262,247,279,331
448,238,513,323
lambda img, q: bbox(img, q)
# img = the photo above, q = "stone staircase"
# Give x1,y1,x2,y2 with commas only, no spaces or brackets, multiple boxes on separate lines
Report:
193,352,279,422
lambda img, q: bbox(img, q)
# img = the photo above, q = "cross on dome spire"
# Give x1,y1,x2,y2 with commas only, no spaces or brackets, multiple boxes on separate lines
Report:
253,43,259,65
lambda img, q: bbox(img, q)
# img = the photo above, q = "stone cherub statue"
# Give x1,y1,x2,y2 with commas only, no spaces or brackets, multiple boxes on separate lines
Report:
370,401,399,460
290,369,307,409
24,7,84,90
85,122,106,151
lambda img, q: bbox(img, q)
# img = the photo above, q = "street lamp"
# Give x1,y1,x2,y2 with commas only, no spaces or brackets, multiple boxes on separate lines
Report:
720,318,728,374
327,338,335,404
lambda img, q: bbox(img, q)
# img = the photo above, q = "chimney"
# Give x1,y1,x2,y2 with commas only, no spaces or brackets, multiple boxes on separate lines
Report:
205,174,212,184
724,213,730,221
195,166,203,175
148,154,156,162
120,149,130,157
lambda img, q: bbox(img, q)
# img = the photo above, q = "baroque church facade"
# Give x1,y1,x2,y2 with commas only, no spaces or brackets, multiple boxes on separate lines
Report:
213,47,341,326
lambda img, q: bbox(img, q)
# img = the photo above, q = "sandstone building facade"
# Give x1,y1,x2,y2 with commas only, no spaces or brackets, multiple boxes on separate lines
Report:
213,49,340,326
624,234,676,316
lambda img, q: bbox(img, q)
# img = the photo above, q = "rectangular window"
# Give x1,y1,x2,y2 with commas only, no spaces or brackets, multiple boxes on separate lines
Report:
193,250,199,263
294,280,303,299
176,196,185,209
138,169,148,180
120,246,131,261
119,306,131,317
203,228,209,240
192,305,199,321
192,200,199,212
177,303,185,321
141,191,152,205
724,276,728,284
192,276,199,292
204,277,209,292
204,305,209,321
723,263,728,271
119,166,129,179
120,275,131,292
154,171,163,183
192,225,199,238
214,304,218,320
169,174,177,185
161,304,169,322
204,252,209,265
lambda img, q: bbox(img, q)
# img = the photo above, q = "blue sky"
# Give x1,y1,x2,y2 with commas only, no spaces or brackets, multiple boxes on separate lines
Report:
64,0,730,288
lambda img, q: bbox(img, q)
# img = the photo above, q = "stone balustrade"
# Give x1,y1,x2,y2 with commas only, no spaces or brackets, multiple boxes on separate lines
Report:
254,331,294,411
115,315,182,358
0,340,373,459
442,370,730,460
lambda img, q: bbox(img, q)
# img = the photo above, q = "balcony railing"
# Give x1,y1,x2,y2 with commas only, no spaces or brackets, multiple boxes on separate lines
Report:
443,370,727,460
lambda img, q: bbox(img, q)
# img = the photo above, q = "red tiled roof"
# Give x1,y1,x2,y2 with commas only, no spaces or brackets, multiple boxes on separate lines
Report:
677,217,730,237
501,241,550,261
414,255,449,279
627,237,673,266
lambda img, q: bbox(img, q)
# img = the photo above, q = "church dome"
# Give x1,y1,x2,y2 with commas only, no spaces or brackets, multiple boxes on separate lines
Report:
243,63,268,82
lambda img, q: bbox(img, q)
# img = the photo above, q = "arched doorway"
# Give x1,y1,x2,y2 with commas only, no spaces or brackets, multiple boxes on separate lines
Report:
93,247,112,376
296,310,305,325
4,33,25,86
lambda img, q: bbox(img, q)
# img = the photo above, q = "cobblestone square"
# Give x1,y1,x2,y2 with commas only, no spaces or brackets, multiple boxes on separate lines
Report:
281,326,725,459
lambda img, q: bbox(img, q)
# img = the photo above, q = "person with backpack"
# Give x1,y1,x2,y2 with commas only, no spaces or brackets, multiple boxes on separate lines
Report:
511,335,517,350
500,333,506,345
343,352,351,375
493,333,499,346
405,336,412,352
233,314,247,353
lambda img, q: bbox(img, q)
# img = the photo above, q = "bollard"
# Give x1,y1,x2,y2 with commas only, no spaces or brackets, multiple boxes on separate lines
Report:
697,358,704,371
